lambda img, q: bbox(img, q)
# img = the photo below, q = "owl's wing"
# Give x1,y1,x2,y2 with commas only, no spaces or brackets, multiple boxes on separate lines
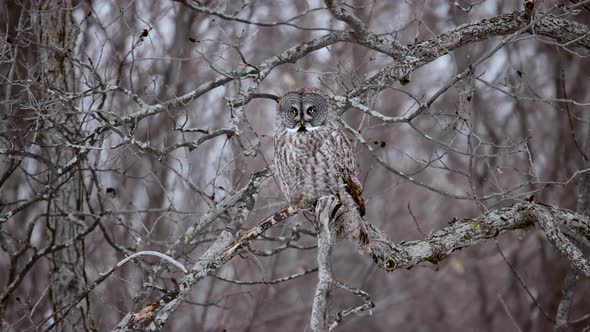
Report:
331,129,366,218
330,129,359,177
329,129,369,248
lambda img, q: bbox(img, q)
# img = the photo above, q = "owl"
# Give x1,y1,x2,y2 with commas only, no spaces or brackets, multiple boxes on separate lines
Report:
273,88,368,246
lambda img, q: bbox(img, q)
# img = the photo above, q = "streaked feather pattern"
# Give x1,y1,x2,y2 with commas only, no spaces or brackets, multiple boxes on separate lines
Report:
273,88,369,249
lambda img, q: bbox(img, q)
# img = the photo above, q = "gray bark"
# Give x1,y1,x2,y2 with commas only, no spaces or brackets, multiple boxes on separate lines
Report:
555,82,590,331
36,1,90,330
310,197,337,332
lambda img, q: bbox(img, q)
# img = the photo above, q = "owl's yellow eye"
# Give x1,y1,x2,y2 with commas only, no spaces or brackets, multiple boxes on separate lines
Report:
290,107,298,115
308,107,316,114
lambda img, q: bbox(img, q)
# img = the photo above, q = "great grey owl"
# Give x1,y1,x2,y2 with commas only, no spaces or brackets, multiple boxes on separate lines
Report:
273,88,368,246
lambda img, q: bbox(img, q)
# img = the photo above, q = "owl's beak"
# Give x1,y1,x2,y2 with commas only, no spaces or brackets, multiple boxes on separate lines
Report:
297,120,307,132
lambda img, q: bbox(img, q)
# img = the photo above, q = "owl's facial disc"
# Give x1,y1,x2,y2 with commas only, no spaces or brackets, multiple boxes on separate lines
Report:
280,92,325,133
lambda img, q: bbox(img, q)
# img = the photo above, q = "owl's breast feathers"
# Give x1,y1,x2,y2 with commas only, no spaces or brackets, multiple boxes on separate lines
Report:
274,127,362,207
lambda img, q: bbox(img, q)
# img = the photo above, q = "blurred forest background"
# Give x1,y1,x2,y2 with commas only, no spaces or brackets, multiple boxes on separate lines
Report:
1,0,590,331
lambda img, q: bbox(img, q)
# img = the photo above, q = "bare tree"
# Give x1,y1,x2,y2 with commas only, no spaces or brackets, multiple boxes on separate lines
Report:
1,0,590,331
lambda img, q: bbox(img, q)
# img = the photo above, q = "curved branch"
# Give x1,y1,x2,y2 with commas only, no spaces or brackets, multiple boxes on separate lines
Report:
324,0,408,59
350,11,590,98
115,251,188,274
368,202,590,278
175,0,334,31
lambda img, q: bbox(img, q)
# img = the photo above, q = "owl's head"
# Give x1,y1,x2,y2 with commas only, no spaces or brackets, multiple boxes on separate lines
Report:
276,88,334,133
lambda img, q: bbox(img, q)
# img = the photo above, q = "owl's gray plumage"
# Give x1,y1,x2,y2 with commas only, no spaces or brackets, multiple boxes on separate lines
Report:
273,88,368,247
273,88,357,205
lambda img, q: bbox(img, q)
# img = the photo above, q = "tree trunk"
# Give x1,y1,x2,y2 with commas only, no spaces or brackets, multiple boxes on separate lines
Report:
37,1,92,330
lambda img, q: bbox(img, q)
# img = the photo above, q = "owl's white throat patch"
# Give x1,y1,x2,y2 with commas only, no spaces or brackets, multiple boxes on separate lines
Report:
303,125,321,131
286,125,321,133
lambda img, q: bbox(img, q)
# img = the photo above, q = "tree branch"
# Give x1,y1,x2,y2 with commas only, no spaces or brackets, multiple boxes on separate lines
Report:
311,196,338,332
367,202,590,277
324,0,408,60
112,206,298,332
349,10,590,98
555,269,578,331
